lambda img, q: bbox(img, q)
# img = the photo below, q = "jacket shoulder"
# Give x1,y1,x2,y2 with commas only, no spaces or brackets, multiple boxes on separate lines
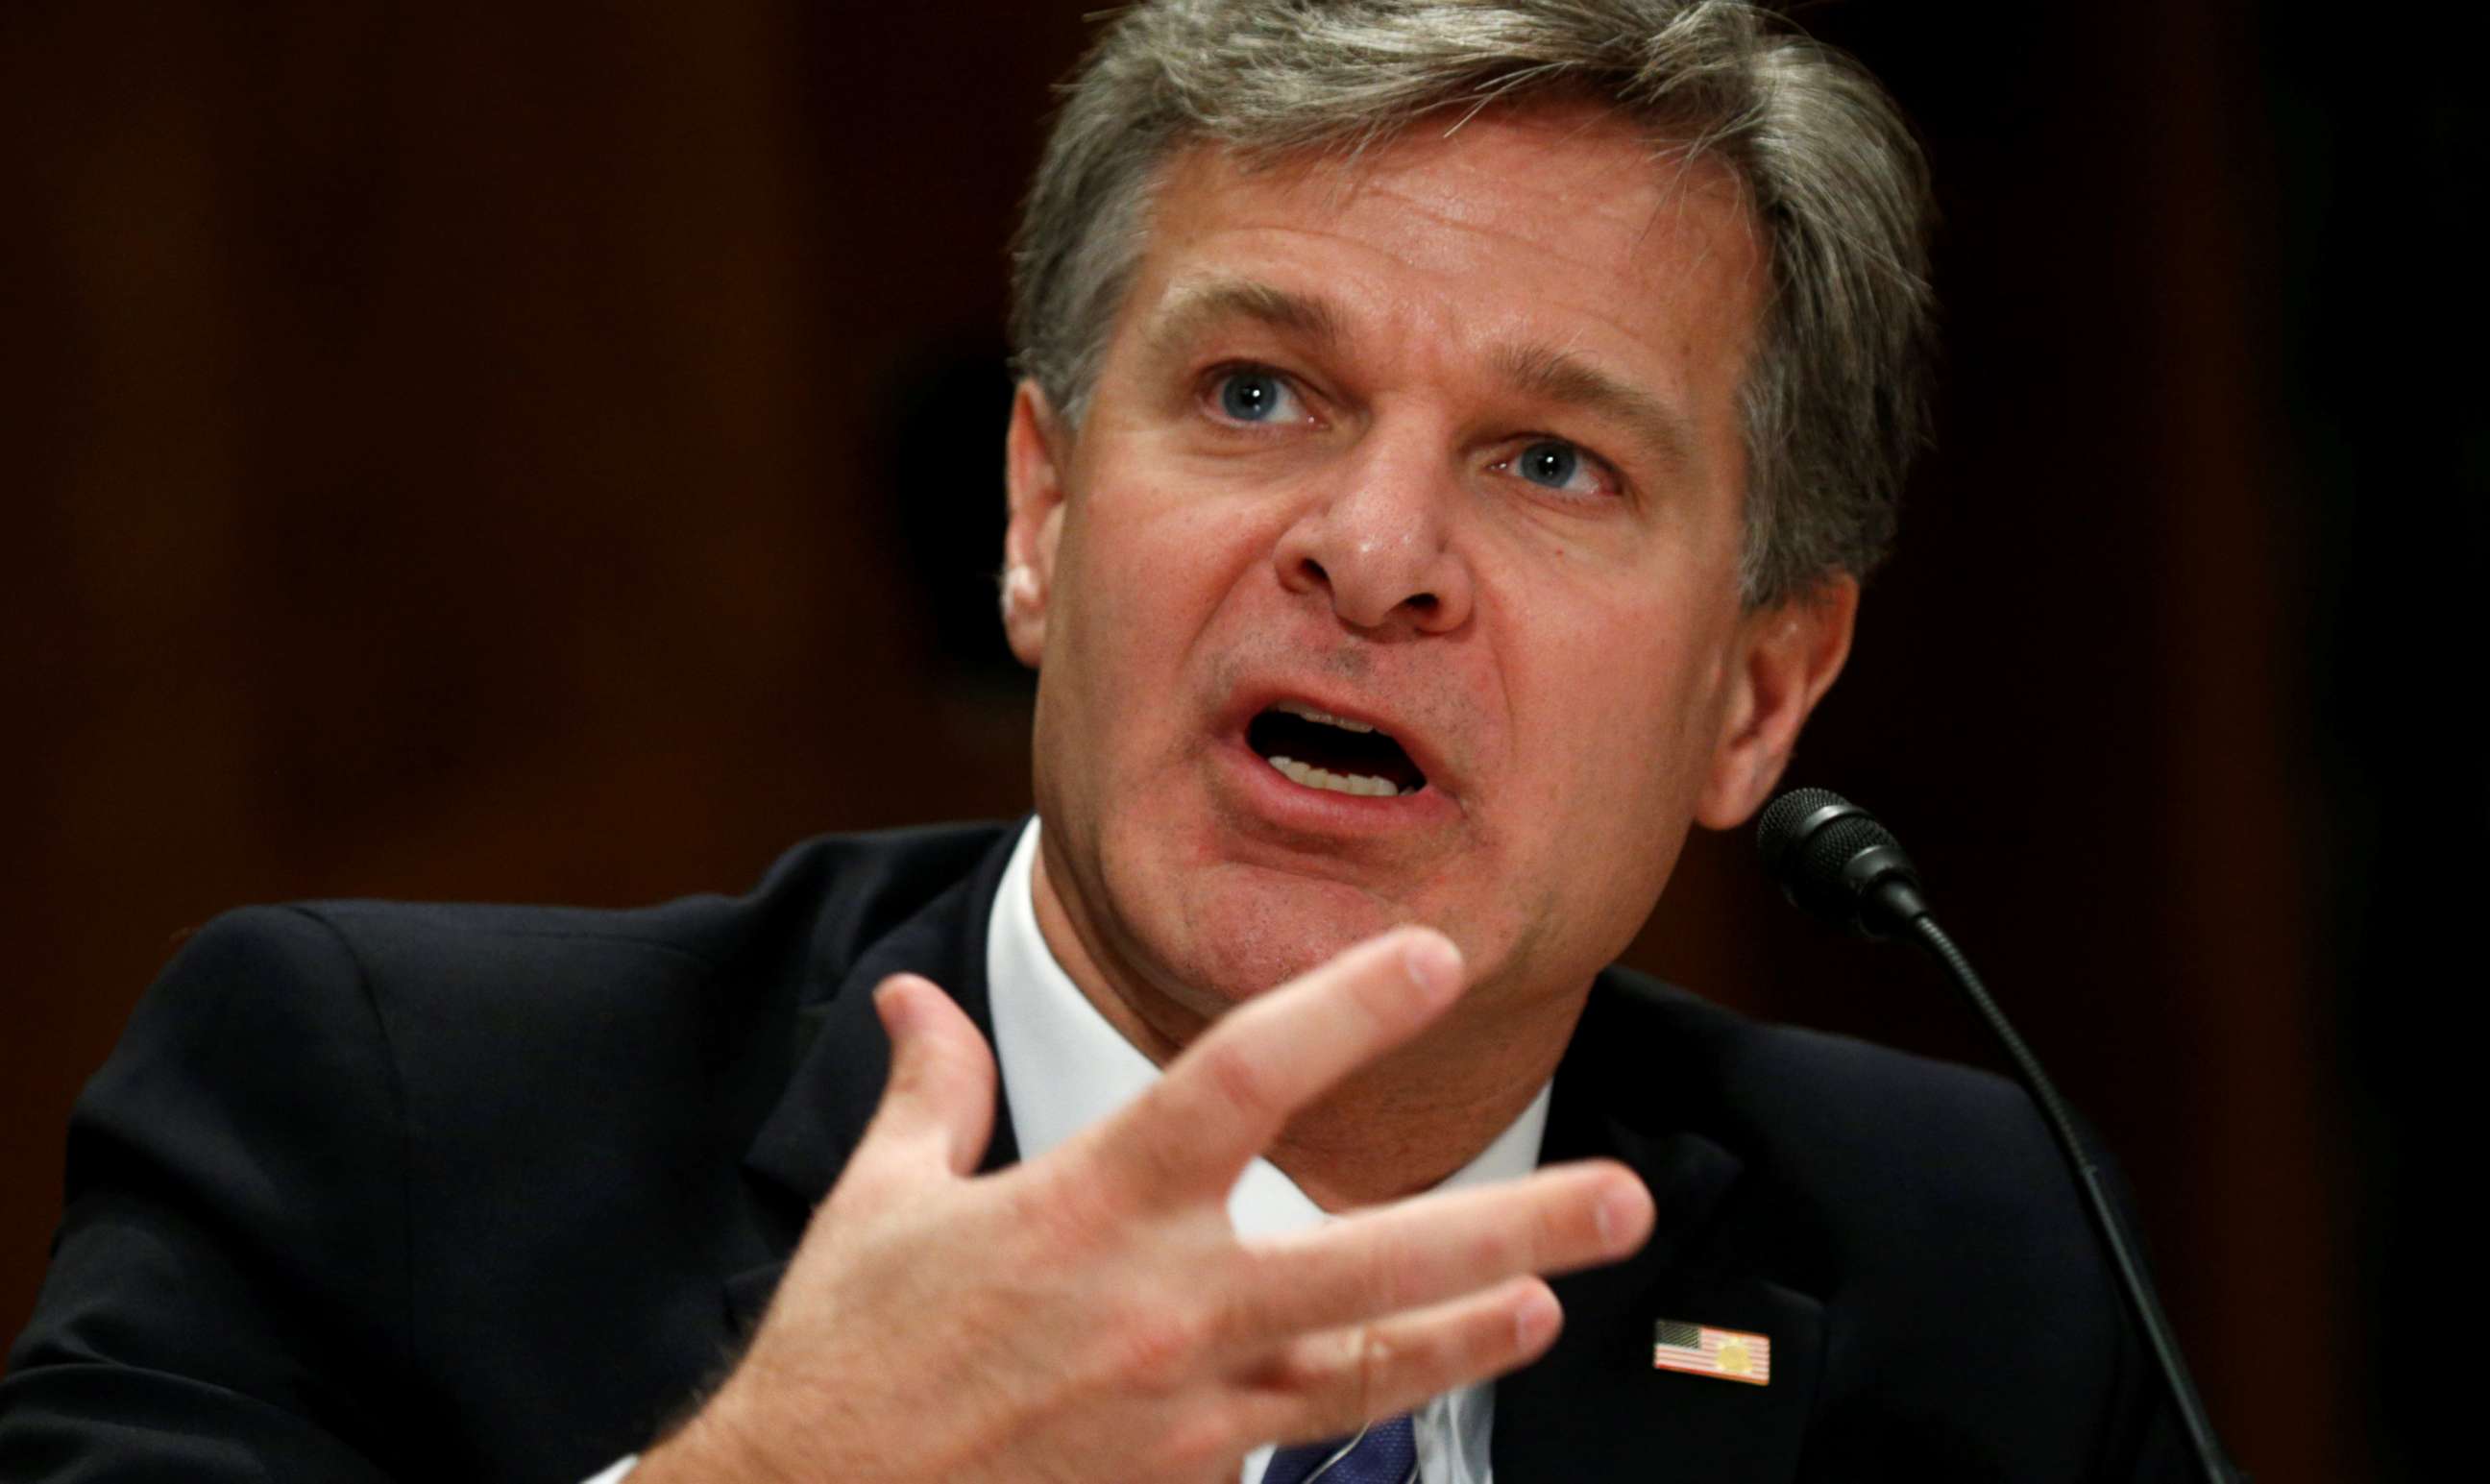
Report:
76,818,1013,1174
237,820,1016,1153
1589,965,2043,1144
4,822,1015,1481
293,819,1012,995
1580,967,2106,1275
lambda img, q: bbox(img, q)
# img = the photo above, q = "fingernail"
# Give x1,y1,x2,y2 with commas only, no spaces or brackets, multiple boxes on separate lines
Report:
1513,1286,1561,1350
1401,931,1462,1004
1596,1183,1648,1251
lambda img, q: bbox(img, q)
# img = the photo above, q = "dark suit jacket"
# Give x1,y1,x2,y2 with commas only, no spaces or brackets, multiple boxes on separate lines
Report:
1,822,2186,1480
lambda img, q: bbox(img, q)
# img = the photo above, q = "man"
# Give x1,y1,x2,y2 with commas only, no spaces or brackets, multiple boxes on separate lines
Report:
1,2,2185,1480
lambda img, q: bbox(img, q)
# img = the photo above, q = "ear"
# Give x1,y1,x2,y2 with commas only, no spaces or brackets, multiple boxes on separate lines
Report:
1001,379,1071,668
1692,574,1859,830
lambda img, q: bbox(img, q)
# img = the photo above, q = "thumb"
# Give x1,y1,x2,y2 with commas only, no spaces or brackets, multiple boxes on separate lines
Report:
861,973,999,1180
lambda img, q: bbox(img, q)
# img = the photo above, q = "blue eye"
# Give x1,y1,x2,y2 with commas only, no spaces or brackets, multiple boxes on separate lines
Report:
1498,438,1613,501
1515,441,1579,488
1218,370,1285,422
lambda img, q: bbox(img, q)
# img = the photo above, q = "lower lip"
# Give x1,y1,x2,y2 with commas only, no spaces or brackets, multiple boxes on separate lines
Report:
1214,735,1456,834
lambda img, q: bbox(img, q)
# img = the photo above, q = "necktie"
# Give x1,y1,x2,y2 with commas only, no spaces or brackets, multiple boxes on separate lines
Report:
1260,1413,1418,1484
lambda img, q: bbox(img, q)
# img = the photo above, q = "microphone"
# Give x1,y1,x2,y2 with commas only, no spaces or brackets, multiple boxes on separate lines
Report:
1754,787,1929,937
1755,788,2243,1483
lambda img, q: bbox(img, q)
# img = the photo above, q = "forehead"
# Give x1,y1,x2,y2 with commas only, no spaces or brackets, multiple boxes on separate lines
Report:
1114,102,1768,396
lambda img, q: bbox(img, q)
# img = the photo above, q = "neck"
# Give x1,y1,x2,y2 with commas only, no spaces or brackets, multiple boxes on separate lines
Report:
1029,845,1583,1210
1262,1014,1575,1208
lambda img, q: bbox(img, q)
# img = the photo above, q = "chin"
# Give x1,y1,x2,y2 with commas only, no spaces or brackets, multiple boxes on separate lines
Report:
1153,863,1417,1009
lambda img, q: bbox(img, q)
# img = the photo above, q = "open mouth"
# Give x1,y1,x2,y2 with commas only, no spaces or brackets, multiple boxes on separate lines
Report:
1245,701,1428,798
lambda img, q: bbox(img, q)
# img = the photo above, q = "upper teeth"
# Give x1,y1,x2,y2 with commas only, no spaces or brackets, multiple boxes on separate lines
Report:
1276,700,1378,734
1266,756,1411,797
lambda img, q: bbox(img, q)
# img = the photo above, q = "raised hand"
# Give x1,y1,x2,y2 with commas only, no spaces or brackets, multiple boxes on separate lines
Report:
636,927,1653,1484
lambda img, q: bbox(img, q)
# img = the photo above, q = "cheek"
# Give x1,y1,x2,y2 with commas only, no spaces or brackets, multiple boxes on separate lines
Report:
1042,486,1263,727
1514,600,1728,829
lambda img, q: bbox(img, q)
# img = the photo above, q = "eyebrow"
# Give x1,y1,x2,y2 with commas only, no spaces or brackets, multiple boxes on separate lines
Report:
1141,278,1349,361
1141,276,1700,473
1489,341,1699,476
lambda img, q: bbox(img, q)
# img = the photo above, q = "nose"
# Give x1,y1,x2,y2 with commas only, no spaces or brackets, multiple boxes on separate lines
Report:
1272,439,1475,635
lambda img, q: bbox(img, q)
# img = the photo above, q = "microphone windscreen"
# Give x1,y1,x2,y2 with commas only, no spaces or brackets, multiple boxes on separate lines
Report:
1756,786,1850,878
1755,787,1923,937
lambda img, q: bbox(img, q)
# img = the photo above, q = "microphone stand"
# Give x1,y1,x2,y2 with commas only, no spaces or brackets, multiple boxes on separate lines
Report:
1899,907,2243,1484
1757,787,2245,1479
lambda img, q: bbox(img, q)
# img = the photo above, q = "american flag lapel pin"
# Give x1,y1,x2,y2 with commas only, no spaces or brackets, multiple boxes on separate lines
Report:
1652,1317,1771,1386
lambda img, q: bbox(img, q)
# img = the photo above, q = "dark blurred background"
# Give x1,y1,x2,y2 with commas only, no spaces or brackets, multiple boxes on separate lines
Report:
2,3,2471,1478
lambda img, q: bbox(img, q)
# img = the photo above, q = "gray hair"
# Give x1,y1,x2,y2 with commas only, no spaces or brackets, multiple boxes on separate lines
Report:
1009,0,1935,605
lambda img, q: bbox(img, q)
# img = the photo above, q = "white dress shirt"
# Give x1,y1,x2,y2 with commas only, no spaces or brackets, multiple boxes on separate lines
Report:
590,819,1550,1484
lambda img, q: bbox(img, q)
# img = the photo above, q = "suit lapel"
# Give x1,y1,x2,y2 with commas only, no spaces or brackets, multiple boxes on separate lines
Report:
1492,978,1826,1483
724,828,1025,1334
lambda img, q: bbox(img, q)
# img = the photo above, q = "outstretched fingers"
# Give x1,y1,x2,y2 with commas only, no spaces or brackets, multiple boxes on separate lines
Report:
1102,928,1467,1204
1235,1277,1566,1448
1233,1160,1653,1341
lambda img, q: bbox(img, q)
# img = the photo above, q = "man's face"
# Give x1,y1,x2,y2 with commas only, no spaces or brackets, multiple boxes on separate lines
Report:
1004,104,1851,1047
